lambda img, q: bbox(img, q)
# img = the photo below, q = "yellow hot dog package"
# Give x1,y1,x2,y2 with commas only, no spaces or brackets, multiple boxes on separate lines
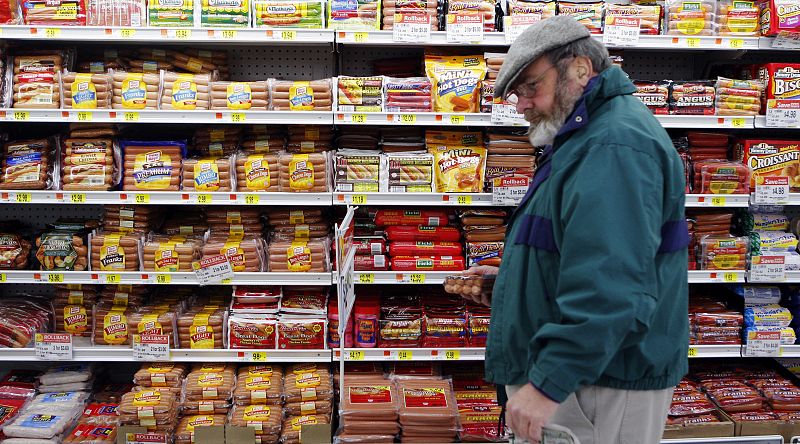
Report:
424,54,487,113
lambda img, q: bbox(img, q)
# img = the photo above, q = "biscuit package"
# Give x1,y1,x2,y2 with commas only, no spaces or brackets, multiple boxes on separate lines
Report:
424,54,487,113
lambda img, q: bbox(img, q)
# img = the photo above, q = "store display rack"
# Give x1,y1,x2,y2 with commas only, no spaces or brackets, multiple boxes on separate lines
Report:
0,271,333,285
0,191,333,206
0,347,331,363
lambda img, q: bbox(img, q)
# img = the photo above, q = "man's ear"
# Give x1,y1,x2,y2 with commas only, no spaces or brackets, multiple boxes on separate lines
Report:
571,56,594,87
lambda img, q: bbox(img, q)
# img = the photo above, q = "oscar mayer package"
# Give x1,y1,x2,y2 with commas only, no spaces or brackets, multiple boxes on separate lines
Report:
201,235,266,272
159,72,212,110
424,54,486,113
279,153,330,192
210,81,269,110
201,0,250,26
269,79,333,111
253,0,326,28
110,71,160,110
235,152,280,191
666,0,718,35
735,139,800,192
61,138,120,191
61,72,112,109
758,0,800,35
181,157,234,192
89,232,141,271
142,235,201,272
148,0,195,26
120,140,186,191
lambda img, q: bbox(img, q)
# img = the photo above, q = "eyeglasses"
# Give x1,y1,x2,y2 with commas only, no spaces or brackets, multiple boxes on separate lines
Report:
503,65,556,105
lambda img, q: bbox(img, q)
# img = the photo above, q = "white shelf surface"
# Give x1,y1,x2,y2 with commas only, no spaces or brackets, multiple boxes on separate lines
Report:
335,30,508,46
0,25,334,44
0,109,332,124
353,271,453,285
685,194,750,208
0,191,332,206
0,347,331,362
0,271,333,285
334,111,504,127
754,115,800,129
657,115,754,129
334,192,495,206
595,34,760,50
689,344,743,358
662,437,783,444
336,347,486,361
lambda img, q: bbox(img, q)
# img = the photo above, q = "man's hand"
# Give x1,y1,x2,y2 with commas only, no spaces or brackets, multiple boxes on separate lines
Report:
506,383,560,443
458,265,498,306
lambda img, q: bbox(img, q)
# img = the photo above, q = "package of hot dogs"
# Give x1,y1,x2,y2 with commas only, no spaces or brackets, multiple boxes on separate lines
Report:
1,138,56,190
120,140,186,192
270,79,333,111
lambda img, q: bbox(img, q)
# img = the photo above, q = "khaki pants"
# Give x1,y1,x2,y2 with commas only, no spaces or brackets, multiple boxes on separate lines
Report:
505,385,673,444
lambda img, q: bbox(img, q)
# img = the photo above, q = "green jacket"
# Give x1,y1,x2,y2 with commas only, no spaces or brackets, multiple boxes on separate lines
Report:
485,66,689,403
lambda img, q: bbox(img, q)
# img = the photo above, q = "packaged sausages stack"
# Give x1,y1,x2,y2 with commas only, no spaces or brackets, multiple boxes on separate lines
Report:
132,363,189,397
460,209,505,267
447,0,496,32
128,304,180,348
605,3,663,34
634,80,671,114
335,151,383,192
396,378,459,442
103,205,164,235
231,364,283,409
182,364,235,417
688,132,729,164
241,125,285,153
12,51,65,109
121,140,186,191
142,235,201,272
177,306,227,349
666,0,718,35
376,209,465,272
686,210,733,270
202,235,266,273
206,207,264,238
181,157,234,192
0,138,55,190
328,0,380,29
281,364,333,444
61,137,119,191
52,285,97,341
85,0,146,26
670,81,716,115
689,292,743,344
193,126,242,158
451,366,503,443
558,1,603,33
210,81,269,110
60,72,112,109
287,125,334,153
715,77,763,116
228,294,279,350
90,232,142,272
270,79,333,111
147,0,195,26
336,379,400,443
717,0,759,35
699,234,749,270
110,71,160,110
279,152,331,192
693,160,750,194
200,0,249,27
35,227,90,271
0,230,31,270
235,150,280,192
422,292,468,347
337,76,383,112
118,389,180,435
267,207,331,241
276,287,329,349
159,72,214,110
253,0,326,28
665,378,726,428
506,0,555,18
381,0,440,30
484,52,503,81
384,77,433,112
93,300,134,346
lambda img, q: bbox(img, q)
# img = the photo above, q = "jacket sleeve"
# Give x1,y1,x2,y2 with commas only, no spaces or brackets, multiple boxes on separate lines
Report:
527,143,665,403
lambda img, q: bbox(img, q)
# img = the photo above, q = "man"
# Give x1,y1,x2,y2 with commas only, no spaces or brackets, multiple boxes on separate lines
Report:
460,16,689,444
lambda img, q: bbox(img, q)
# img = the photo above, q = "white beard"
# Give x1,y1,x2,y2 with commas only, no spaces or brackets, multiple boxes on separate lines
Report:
528,118,562,147
526,77,585,147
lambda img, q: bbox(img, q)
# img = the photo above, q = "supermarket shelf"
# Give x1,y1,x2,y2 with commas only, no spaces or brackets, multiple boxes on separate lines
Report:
0,109,332,124
353,270,452,284
334,111,505,126
662,437,783,444
754,115,800,129
685,194,750,208
688,270,746,283
0,347,331,362
336,347,486,361
689,344,743,358
0,26,335,44
0,191,332,206
779,346,800,357
656,115,754,129
0,271,334,285
595,34,760,50
334,192,494,206
336,30,508,46
760,36,800,50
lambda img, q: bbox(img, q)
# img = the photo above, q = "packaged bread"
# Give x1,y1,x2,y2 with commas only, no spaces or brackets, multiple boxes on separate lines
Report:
36,230,89,271
178,306,227,349
201,236,265,272
232,368,283,405
90,232,141,271
184,368,235,401
121,140,185,191
92,303,133,346
110,71,160,110
253,0,325,28
279,153,330,192
117,390,178,428
235,152,280,192
666,0,718,35
229,404,282,441
267,238,329,272
210,81,268,110
1,138,55,190
142,235,201,272
181,157,234,191
269,79,333,111
159,72,212,110
61,72,112,109
12,52,64,109
425,54,486,113
133,363,188,388
61,138,118,191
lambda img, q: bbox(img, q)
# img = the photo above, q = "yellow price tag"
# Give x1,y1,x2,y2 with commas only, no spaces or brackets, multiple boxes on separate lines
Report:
686,38,700,47
445,350,460,360
13,111,29,121
724,272,738,282
134,194,150,204
221,278,233,284
457,195,472,205
348,350,365,360
281,30,296,40
397,350,413,360
0,273,6,283
409,273,425,284
398,114,416,124
351,114,367,123
155,274,171,284
70,194,86,203
222,30,238,39
688,347,697,357
711,196,726,207
359,273,375,284
15,193,31,203
250,351,267,362
730,118,746,128
244,194,260,205
174,29,191,39
124,112,139,122
105,274,121,284
120,28,136,38
450,115,465,125
196,194,212,204
231,113,246,123
47,273,64,283
354,32,368,42
729,38,743,49
351,194,367,205
45,28,61,38
76,111,92,122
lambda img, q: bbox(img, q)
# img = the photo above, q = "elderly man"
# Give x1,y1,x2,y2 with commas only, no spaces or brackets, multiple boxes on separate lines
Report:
461,16,689,444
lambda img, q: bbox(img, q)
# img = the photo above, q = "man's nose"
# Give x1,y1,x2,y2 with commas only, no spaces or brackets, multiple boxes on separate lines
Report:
515,96,533,115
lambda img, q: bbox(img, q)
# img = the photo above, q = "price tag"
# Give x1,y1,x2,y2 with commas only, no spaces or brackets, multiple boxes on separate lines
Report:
358,273,375,284
772,31,800,49
729,38,744,48
47,273,63,283
281,30,296,40
353,32,368,42
12,111,29,121
723,272,738,282
351,114,367,123
393,13,432,43
104,274,121,284
687,347,698,357
222,30,238,39
755,176,790,204
492,176,529,205
155,274,171,284
730,117,746,128
456,195,472,205
250,351,267,362
124,112,139,122
192,255,234,286
750,255,786,282
350,194,367,205
134,194,150,204
397,350,413,360
35,333,72,360
745,329,782,356
491,101,527,126
710,196,726,207
503,14,540,44
230,113,246,123
126,433,168,444
70,193,86,203
76,111,92,122
173,29,191,39
45,28,61,38
348,350,365,360
244,194,260,205
450,115,465,125
133,334,170,361
120,28,136,38
395,114,416,124
15,193,31,203
766,99,800,128
445,350,460,360
446,12,483,43
602,17,641,46
409,273,425,284
686,37,701,47
196,194,212,204
0,274,5,283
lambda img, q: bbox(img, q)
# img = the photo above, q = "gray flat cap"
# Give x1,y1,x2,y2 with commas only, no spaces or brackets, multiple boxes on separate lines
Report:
495,16,591,98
